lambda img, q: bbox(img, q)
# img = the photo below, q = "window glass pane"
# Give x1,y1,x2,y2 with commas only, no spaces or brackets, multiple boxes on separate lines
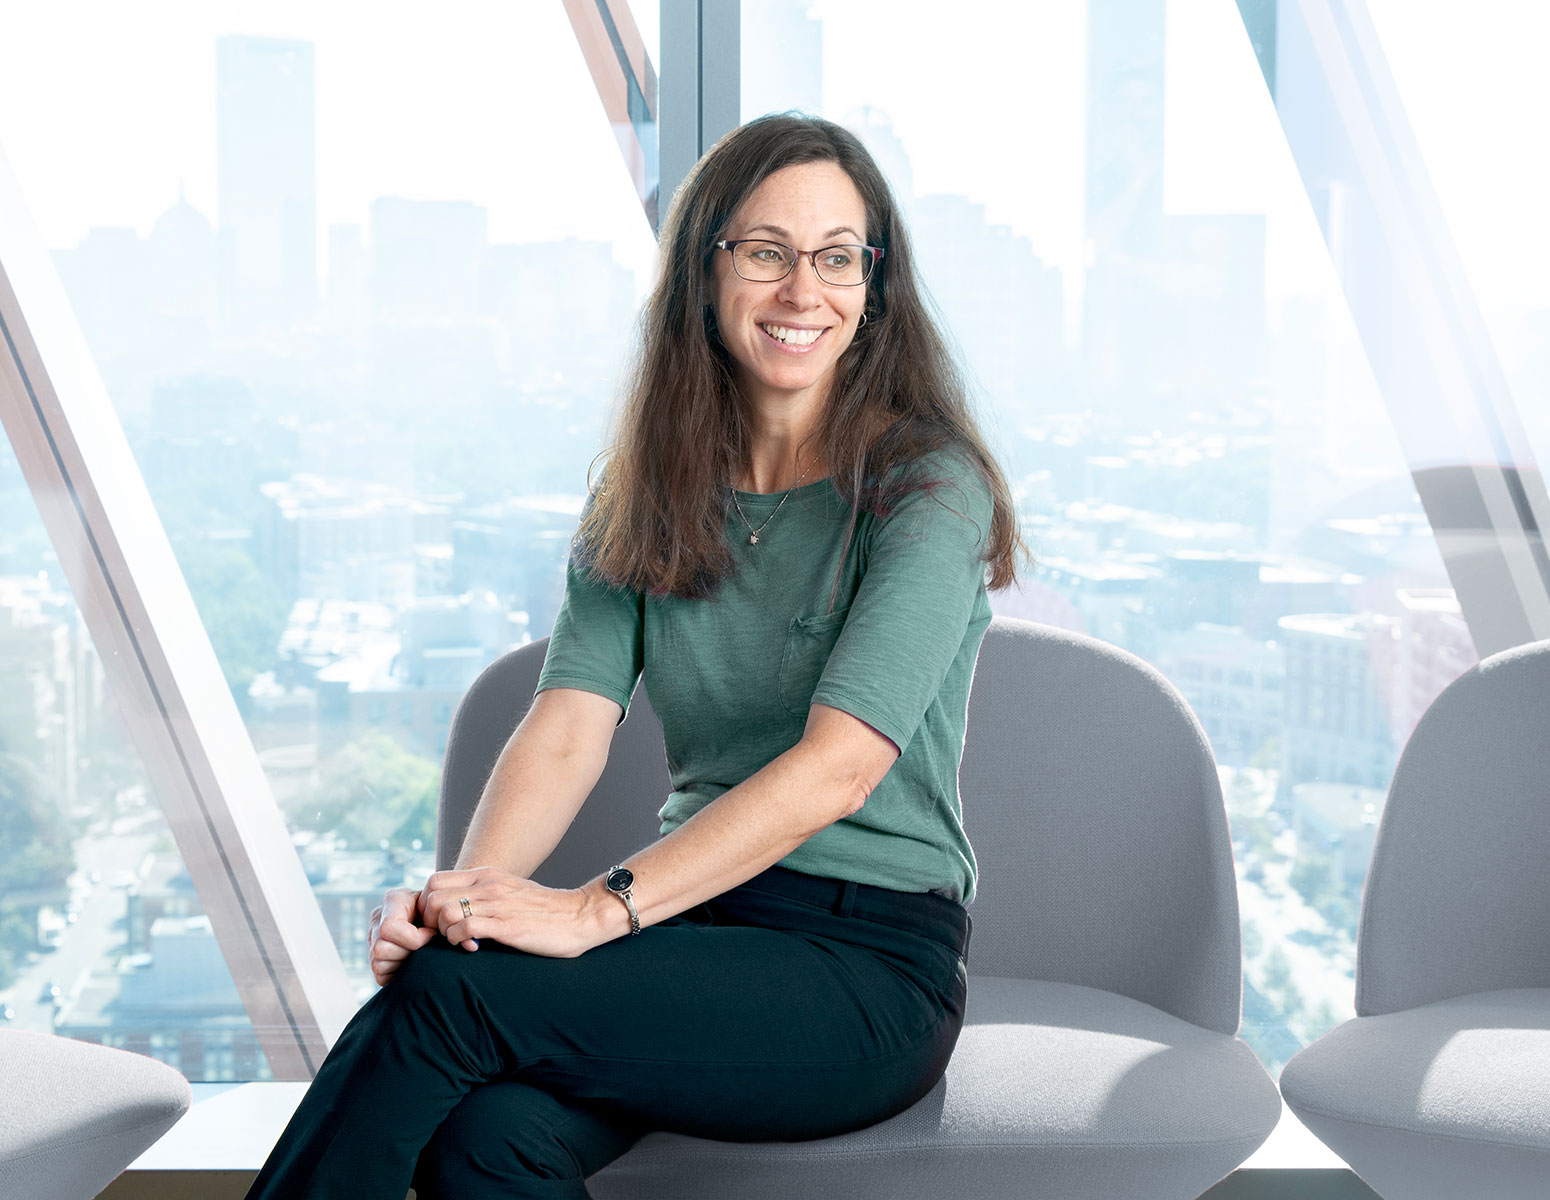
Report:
0,1,655,1080
743,0,1480,1075
0,463,274,1080
1365,0,1550,472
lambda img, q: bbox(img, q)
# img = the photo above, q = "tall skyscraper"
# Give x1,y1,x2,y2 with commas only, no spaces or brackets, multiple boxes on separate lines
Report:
1081,0,1267,415
216,35,317,337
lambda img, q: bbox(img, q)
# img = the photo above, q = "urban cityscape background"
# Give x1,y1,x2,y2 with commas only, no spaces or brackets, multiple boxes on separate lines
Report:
5,0,1536,1083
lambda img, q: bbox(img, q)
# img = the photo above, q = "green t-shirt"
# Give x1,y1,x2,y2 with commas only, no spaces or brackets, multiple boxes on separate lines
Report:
534,447,993,902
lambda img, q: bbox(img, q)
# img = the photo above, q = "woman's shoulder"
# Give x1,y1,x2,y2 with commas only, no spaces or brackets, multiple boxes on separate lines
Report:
866,443,992,544
892,442,990,502
915,441,979,478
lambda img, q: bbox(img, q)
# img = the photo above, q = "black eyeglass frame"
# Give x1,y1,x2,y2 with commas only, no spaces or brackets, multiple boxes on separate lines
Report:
713,239,886,286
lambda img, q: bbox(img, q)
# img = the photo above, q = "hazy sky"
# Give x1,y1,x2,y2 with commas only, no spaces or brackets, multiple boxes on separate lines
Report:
0,1,661,276
0,0,1543,327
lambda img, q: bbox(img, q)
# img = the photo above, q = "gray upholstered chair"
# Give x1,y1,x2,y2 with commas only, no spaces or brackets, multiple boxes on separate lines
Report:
0,1028,191,1198
1278,637,1550,1198
438,615,1281,1198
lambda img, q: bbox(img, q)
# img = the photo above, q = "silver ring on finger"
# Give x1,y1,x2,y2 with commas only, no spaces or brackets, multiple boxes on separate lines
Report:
459,896,473,920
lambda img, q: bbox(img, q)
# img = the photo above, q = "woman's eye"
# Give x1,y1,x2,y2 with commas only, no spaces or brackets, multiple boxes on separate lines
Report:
750,246,784,262
823,251,854,269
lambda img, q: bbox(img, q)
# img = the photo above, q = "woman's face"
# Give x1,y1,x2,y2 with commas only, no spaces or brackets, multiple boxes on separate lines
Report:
708,160,870,414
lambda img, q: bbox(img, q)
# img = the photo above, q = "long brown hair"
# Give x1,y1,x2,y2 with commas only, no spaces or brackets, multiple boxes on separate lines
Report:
575,111,1034,609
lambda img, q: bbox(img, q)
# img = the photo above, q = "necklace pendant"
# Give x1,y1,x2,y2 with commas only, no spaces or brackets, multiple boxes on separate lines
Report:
749,533,759,545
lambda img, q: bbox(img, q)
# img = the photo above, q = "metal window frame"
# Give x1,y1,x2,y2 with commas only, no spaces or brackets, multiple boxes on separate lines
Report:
660,0,740,219
0,153,355,1080
1233,0,1550,657
565,0,739,235
563,0,662,230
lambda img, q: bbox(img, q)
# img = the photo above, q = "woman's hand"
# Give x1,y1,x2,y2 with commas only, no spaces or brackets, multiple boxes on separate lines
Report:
421,867,600,959
368,887,437,986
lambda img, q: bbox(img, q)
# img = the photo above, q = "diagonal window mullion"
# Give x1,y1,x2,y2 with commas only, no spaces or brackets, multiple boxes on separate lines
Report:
1235,0,1550,656
0,147,356,1080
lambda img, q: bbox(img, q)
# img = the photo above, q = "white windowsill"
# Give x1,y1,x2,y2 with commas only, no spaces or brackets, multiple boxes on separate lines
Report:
131,1083,310,1171
1241,1105,1348,1169
131,1082,1347,1172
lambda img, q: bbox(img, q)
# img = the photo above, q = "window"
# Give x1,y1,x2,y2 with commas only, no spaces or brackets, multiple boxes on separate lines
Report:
1367,1,1550,476
3,0,1539,1107
0,1,656,1081
738,0,1527,1077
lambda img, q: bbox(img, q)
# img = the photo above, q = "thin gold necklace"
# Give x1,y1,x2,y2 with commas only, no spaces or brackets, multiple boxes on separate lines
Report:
730,456,818,546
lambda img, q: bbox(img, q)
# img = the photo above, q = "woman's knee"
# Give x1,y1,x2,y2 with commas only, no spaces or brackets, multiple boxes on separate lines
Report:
413,1083,614,1198
378,937,495,1022
385,936,459,993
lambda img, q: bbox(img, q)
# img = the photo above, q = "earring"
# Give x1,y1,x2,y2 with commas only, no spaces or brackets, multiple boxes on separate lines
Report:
859,311,869,328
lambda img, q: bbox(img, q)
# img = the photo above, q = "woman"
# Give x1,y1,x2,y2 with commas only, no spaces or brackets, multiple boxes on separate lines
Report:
247,111,1030,1199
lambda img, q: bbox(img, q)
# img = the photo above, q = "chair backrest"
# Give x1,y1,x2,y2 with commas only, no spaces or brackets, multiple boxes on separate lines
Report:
436,637,667,889
1355,637,1550,1016
958,618,1242,1034
438,614,1243,1034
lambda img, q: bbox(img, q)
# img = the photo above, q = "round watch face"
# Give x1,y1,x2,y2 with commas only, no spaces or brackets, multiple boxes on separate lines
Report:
606,867,634,893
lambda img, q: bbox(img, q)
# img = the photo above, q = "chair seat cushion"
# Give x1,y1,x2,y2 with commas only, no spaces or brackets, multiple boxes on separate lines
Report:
0,1030,191,1200
589,977,1280,1200
1280,988,1550,1200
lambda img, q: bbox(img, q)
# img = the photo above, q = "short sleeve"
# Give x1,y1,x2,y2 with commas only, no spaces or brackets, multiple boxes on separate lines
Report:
534,497,645,724
809,452,993,754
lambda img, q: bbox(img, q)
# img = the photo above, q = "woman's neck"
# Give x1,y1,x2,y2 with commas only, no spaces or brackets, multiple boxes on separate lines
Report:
735,456,827,494
736,387,830,493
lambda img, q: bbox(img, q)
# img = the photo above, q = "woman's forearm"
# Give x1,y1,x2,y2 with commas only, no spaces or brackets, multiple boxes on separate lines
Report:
572,737,870,945
454,717,611,877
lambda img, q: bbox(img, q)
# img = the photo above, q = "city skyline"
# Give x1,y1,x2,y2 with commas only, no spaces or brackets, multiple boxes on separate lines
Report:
0,3,1532,300
4,0,1544,459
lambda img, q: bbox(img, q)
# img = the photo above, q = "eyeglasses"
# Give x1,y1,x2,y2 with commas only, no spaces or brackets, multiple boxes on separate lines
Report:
714,239,885,287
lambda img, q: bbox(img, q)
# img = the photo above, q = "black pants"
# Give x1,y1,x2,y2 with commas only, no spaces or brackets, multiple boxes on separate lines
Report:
245,865,971,1199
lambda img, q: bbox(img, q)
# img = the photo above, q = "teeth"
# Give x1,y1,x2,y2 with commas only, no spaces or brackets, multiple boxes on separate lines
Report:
762,324,823,347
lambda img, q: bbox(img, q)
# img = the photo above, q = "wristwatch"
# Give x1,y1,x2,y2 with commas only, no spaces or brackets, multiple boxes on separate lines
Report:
606,865,641,936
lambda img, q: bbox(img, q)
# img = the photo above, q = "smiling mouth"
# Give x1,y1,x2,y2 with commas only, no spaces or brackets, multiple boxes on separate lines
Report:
759,323,828,350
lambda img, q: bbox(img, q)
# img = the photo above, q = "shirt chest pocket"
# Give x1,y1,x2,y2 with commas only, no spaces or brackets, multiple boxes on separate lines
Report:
778,606,852,718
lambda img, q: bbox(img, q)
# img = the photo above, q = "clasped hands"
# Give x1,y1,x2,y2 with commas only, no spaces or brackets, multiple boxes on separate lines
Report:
367,867,595,986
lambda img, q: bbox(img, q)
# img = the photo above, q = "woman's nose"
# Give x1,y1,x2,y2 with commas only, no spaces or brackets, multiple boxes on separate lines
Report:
775,254,824,306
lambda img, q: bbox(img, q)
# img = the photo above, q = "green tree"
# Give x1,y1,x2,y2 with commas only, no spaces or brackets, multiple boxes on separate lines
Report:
1318,891,1360,941
1290,850,1339,911
299,733,440,849
1261,945,1293,995
176,539,290,707
0,752,75,964
1307,998,1340,1040
77,743,150,825
1241,813,1282,861
393,788,439,850
0,753,72,891
1248,734,1281,772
